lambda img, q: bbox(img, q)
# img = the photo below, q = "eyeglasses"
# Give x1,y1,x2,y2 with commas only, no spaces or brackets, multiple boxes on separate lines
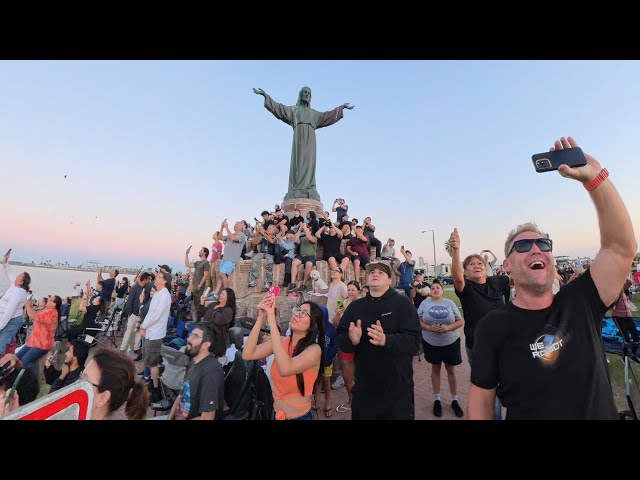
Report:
188,332,202,339
507,238,553,257
292,307,311,318
81,372,101,391
330,269,340,273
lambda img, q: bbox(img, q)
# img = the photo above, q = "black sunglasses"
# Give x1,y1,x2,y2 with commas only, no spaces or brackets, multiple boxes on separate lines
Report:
507,238,553,257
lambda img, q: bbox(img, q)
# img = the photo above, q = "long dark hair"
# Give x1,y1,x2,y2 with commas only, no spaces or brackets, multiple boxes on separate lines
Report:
291,301,325,396
52,295,62,319
221,288,237,320
94,296,106,316
91,349,149,420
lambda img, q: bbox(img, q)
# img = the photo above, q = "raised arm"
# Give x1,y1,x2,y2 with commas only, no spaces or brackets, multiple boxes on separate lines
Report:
554,137,637,306
97,267,104,283
242,299,274,361
184,246,195,268
450,228,466,293
23,299,39,322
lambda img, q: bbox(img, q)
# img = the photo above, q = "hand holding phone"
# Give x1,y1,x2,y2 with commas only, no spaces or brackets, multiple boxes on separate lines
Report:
337,299,344,309
5,369,25,407
4,248,11,257
532,146,587,173
267,285,280,308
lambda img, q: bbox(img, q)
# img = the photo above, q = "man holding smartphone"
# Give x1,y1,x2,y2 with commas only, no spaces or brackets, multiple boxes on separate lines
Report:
468,137,637,420
0,252,31,355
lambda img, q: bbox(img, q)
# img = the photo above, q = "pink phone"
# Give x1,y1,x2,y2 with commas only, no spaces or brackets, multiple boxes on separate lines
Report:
267,285,280,308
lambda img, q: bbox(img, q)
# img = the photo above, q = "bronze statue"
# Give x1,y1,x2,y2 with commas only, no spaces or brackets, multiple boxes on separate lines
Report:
253,86,354,201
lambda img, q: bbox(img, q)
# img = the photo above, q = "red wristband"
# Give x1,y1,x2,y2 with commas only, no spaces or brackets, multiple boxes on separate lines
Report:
584,168,609,192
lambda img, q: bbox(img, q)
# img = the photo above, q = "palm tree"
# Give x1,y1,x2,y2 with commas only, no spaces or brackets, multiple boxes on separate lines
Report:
444,240,453,257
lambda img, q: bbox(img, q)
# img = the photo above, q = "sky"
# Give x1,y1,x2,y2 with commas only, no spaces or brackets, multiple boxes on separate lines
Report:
0,60,638,272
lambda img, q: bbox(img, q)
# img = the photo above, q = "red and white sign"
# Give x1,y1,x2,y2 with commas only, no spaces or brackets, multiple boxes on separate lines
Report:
1,380,94,420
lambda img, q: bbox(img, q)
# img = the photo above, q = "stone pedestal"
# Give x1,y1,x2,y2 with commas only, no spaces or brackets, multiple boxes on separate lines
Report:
281,198,324,221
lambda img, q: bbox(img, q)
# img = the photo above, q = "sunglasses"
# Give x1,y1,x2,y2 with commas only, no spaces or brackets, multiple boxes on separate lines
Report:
507,238,553,257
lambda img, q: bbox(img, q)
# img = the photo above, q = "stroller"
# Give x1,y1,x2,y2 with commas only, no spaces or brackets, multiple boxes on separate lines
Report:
150,344,191,416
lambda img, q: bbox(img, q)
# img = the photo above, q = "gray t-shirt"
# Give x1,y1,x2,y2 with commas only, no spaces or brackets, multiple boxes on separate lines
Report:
382,244,396,259
417,297,462,347
222,232,247,264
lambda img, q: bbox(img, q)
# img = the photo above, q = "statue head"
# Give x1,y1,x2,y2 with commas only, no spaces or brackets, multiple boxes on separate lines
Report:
297,86,312,107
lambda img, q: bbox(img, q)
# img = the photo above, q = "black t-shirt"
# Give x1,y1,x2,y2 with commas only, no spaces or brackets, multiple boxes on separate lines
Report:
289,215,304,229
412,282,430,309
364,225,376,240
471,269,617,420
82,304,101,330
455,275,510,349
101,277,116,301
321,233,341,255
257,236,276,256
115,284,128,299
176,355,224,420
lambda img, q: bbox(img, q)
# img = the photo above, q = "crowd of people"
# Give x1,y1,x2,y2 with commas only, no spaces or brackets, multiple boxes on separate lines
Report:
1,136,639,420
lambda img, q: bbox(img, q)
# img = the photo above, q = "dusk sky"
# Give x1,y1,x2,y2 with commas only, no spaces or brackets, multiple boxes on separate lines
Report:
1,60,638,272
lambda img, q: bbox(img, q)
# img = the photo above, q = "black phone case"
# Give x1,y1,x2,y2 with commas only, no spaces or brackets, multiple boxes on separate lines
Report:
531,147,587,173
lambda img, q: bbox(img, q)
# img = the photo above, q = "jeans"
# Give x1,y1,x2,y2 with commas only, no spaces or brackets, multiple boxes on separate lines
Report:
0,315,24,354
466,346,502,420
17,345,48,371
272,409,315,420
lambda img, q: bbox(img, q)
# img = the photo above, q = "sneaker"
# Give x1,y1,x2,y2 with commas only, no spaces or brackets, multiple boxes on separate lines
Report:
248,282,257,288
331,376,345,390
287,283,297,291
133,353,143,362
451,400,464,418
433,400,442,417
261,283,271,292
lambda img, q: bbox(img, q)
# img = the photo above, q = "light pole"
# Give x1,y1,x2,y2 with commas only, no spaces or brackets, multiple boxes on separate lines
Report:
421,230,436,277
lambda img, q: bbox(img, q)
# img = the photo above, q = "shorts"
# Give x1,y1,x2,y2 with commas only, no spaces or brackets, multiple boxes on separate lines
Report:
351,254,370,268
143,338,164,367
295,255,316,266
323,363,334,378
219,260,236,275
338,350,355,361
422,337,462,366
324,253,346,264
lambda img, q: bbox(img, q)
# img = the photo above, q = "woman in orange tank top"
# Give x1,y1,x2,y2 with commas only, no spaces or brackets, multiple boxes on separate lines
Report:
243,296,324,420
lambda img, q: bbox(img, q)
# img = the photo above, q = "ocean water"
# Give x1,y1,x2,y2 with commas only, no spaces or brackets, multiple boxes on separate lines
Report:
0,265,134,300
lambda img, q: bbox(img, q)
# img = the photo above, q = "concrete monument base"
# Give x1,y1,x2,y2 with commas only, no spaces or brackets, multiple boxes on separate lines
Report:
281,198,324,221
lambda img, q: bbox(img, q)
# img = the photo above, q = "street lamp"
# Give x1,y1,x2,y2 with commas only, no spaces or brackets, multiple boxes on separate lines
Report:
421,230,436,277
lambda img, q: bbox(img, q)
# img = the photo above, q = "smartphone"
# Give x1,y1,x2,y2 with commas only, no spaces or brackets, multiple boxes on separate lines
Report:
532,147,587,173
4,248,11,257
267,285,280,308
337,299,344,309
0,363,15,384
222,218,227,224
5,368,25,406
202,287,211,298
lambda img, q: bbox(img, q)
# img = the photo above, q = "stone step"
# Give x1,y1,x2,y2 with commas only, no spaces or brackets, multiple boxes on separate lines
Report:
208,257,398,300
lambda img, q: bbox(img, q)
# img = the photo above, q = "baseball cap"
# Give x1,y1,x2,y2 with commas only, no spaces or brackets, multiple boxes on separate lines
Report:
365,262,392,277
158,264,172,274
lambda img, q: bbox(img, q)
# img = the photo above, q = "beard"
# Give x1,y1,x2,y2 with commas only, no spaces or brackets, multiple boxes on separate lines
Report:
515,267,555,296
185,343,199,357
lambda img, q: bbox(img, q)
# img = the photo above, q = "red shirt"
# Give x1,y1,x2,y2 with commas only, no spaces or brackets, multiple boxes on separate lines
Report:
28,308,58,351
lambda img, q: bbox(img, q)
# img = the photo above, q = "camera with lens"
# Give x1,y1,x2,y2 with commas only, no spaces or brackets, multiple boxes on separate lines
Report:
535,158,552,170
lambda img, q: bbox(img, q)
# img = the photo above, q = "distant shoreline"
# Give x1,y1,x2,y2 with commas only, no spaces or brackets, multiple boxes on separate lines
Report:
7,262,141,275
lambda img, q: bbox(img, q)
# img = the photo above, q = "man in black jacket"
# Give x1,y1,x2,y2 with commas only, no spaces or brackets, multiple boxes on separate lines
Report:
44,339,90,393
336,262,420,420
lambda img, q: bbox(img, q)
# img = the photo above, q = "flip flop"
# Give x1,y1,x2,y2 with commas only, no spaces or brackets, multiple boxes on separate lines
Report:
324,407,334,418
336,403,351,413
